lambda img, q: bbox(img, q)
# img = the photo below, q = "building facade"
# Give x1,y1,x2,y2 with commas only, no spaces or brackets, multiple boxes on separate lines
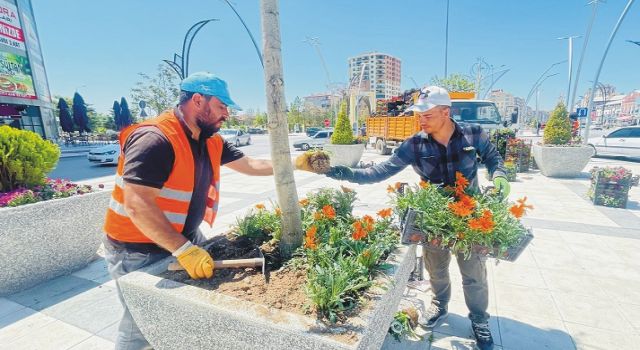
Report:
348,52,401,100
487,89,532,122
0,0,55,139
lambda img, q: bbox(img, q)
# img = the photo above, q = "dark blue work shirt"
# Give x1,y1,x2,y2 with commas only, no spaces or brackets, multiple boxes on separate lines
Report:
351,121,506,191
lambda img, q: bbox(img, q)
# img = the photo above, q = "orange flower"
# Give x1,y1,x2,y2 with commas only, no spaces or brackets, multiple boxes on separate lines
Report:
255,203,265,210
457,232,465,240
377,208,393,219
394,182,403,190
455,172,469,189
362,249,371,259
468,209,495,233
299,198,309,207
387,185,395,193
449,201,474,217
322,205,336,219
275,207,282,216
448,194,476,217
419,180,430,189
363,215,375,232
304,226,318,250
509,196,534,218
313,212,322,220
352,221,368,240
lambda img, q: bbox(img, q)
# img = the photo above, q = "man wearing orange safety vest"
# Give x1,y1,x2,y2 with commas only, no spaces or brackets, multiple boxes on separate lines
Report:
103,72,276,350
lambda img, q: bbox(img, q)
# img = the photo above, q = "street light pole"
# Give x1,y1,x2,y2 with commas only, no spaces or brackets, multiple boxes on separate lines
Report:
444,0,450,78
163,19,219,79
569,0,604,114
558,35,582,109
221,0,264,68
520,73,559,130
584,0,636,144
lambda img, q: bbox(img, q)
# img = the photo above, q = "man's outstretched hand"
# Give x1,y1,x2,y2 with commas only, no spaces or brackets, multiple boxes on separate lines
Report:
326,166,355,181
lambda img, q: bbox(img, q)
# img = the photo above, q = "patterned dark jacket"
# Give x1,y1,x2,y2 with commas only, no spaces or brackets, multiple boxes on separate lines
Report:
351,120,506,191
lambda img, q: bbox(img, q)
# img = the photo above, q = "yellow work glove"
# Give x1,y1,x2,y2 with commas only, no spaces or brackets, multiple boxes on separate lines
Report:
295,153,314,172
176,245,214,279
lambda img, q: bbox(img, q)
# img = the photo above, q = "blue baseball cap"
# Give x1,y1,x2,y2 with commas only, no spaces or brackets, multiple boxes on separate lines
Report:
180,72,241,110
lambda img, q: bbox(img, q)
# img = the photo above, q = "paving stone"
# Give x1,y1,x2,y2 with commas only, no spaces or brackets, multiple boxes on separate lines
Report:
7,275,99,311
565,322,640,350
6,319,92,349
0,307,56,344
68,335,115,350
0,297,26,319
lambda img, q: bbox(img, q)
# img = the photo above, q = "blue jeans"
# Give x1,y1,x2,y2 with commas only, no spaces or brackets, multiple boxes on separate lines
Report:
103,232,205,350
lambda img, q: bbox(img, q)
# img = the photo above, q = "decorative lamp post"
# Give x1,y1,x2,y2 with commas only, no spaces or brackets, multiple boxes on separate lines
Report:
163,19,219,79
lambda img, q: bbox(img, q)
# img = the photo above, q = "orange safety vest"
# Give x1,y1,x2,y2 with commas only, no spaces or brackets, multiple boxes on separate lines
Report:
103,110,222,243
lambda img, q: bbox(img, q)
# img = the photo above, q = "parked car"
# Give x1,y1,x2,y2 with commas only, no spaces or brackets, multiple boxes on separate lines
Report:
247,128,266,134
305,127,321,137
293,130,334,151
87,144,120,165
219,129,251,147
588,126,640,159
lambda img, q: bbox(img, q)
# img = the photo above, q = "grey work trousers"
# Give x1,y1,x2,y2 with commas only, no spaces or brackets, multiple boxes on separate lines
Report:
102,232,205,350
423,246,490,323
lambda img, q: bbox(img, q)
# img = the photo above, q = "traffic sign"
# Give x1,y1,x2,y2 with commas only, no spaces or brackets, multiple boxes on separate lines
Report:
324,119,330,127
576,108,588,117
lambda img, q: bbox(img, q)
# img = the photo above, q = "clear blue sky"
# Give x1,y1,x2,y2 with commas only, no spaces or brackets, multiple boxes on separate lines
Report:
32,0,640,114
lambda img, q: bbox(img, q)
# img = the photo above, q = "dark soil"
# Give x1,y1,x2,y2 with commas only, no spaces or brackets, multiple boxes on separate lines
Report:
308,152,331,174
159,233,367,345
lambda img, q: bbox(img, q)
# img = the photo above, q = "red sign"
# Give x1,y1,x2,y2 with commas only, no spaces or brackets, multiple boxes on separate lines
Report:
324,119,330,127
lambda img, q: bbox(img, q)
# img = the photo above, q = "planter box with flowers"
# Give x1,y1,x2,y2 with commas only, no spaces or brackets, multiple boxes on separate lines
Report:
506,138,531,173
588,167,633,208
391,173,533,261
532,102,592,178
0,125,109,295
324,100,365,167
118,188,415,350
0,179,109,296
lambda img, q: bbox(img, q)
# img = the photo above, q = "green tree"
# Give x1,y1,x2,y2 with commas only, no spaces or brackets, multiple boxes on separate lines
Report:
543,102,572,145
287,96,304,131
130,64,180,116
330,101,353,144
430,73,475,92
253,112,267,128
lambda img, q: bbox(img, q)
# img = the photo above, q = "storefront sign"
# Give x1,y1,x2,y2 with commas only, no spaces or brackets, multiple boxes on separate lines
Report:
0,51,35,99
0,1,24,50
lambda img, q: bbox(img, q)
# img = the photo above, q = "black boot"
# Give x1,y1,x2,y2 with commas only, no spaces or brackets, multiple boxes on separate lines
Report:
471,321,494,350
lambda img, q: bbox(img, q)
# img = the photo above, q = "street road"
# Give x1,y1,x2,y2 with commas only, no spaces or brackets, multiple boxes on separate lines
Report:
48,134,309,184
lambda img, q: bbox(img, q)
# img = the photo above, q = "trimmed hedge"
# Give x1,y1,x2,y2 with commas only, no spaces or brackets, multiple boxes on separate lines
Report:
543,102,572,145
330,100,354,145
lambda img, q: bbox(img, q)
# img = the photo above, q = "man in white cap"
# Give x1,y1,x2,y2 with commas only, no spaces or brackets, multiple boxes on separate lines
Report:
325,86,509,350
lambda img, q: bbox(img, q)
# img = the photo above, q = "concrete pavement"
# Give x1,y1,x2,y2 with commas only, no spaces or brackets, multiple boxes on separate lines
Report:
1,148,639,349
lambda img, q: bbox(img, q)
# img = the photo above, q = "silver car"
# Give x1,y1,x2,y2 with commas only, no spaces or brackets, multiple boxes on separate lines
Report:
219,129,251,147
293,130,333,151
588,126,640,159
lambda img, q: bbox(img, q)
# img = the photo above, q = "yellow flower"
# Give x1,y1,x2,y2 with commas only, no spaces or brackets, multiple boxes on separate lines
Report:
255,203,265,210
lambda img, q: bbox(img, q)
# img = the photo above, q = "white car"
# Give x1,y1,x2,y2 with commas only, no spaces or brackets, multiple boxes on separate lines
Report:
293,129,334,150
87,144,120,165
219,129,251,147
588,126,640,159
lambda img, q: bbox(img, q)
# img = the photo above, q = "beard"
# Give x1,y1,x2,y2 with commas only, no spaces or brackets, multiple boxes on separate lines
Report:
196,118,219,139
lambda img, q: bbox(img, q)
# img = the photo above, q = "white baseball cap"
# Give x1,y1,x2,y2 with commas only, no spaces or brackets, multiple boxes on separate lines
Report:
405,86,451,113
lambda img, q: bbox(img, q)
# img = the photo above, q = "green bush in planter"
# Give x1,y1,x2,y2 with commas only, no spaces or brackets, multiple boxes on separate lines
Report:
543,102,572,145
0,126,60,191
330,101,354,145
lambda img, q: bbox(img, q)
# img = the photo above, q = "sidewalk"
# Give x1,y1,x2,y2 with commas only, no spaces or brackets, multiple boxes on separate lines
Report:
1,149,639,349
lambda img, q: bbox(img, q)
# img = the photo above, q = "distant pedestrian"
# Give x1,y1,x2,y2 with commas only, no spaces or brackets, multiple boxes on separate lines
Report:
535,120,541,136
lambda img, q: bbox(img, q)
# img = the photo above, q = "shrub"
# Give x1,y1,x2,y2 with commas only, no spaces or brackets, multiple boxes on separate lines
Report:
0,126,60,192
543,102,572,145
489,128,515,158
330,101,354,145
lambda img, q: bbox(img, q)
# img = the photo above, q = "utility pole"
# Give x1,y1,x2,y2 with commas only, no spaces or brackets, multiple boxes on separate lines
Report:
260,0,302,257
558,35,582,109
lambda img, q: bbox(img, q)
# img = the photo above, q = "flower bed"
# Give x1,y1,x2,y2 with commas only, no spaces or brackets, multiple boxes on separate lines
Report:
588,167,633,208
0,178,98,207
119,188,415,349
505,138,531,173
391,173,533,260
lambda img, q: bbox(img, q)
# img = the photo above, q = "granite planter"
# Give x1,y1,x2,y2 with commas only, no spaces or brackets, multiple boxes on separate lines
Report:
323,143,366,168
0,190,110,296
532,144,592,178
118,243,416,350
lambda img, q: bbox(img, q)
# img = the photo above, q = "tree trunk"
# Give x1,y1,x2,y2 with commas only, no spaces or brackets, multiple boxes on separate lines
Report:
260,0,302,258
